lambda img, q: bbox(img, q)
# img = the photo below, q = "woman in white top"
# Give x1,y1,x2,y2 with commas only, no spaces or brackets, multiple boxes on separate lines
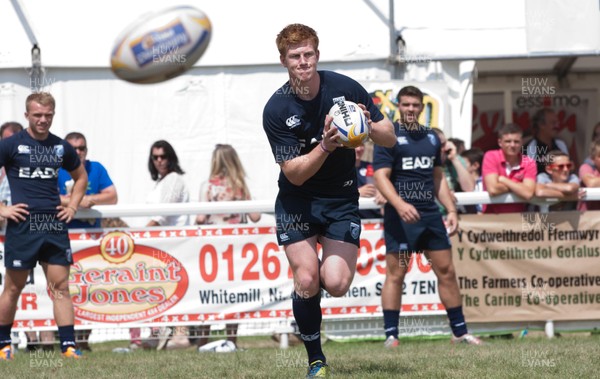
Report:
146,140,189,227
142,140,190,350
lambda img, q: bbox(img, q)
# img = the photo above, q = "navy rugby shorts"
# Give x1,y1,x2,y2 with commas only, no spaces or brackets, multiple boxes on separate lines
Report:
383,209,451,253
4,211,73,270
274,193,361,247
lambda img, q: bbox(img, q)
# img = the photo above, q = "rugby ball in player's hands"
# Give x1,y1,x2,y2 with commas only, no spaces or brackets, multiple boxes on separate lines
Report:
328,100,370,148
110,6,211,84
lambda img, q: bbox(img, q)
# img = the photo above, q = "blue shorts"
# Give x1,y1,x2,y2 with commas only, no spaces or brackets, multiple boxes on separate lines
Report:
383,209,451,253
4,211,73,270
274,193,361,247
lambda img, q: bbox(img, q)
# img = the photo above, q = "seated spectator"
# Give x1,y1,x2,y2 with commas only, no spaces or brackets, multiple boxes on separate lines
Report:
460,147,484,213
482,123,536,213
535,150,582,212
578,138,600,211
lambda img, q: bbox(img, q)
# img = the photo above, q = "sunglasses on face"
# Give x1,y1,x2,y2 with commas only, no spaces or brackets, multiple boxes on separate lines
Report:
549,163,572,170
152,154,167,161
74,146,87,152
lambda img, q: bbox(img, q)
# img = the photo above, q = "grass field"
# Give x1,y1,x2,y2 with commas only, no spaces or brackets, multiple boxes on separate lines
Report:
3,333,599,379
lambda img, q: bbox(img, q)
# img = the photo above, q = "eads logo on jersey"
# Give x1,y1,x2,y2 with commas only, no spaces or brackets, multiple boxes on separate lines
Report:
68,231,188,323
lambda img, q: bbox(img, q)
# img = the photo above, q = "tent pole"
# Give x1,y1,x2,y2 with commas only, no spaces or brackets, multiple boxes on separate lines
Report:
10,0,43,91
388,0,402,79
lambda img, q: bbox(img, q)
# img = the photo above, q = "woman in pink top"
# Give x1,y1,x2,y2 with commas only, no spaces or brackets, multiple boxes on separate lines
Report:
578,136,600,211
196,144,261,225
192,144,261,350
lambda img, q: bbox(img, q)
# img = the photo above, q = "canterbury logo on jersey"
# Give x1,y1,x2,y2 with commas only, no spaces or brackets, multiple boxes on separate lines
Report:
402,156,435,170
18,145,31,154
286,115,301,129
19,167,59,179
18,144,64,157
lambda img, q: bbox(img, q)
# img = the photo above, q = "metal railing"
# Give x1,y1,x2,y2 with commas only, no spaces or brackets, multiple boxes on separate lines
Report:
72,188,600,219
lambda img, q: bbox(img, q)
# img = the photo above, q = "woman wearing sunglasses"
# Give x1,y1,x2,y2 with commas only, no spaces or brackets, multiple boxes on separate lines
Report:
135,140,191,350
146,140,190,227
534,150,583,211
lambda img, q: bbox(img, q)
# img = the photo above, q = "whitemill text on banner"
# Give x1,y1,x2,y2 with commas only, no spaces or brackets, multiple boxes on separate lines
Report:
4,211,599,330
2,222,442,330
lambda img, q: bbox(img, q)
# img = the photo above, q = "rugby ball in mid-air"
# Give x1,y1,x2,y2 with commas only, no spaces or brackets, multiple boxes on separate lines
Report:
110,6,211,84
329,100,370,148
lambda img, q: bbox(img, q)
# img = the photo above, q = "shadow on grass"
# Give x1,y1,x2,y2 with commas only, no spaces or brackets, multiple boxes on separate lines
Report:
332,360,414,377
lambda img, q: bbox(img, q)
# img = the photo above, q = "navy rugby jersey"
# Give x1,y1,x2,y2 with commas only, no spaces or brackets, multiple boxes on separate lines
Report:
0,130,80,210
373,123,442,213
263,70,384,197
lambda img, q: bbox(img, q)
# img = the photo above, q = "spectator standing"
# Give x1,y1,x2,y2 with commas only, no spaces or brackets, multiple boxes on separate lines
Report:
590,121,600,142
0,123,24,229
460,148,485,213
432,128,474,214
355,144,384,219
146,140,190,227
195,144,260,226
58,132,118,229
578,138,600,211
56,131,117,351
482,123,536,213
534,150,582,212
187,144,261,350
524,108,568,174
461,148,484,192
448,137,466,155
433,129,475,195
141,140,190,350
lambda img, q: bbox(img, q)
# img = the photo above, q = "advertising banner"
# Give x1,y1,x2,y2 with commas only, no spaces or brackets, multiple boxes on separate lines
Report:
1,222,442,330
453,211,600,322
4,211,598,330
